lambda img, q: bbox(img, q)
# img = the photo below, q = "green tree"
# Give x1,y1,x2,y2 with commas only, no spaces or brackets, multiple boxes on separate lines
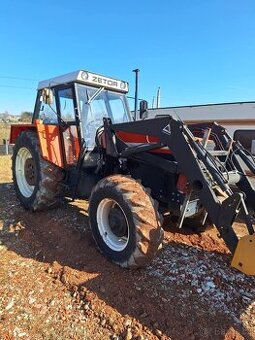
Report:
19,111,33,122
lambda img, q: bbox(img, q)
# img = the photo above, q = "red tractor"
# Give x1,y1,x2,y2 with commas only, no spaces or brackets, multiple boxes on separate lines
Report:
10,70,255,274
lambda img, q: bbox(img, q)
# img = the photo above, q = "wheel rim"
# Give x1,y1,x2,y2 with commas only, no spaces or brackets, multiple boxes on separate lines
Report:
15,147,36,198
96,198,129,251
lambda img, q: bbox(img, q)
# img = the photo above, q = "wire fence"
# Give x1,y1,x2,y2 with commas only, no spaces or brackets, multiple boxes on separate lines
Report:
0,141,13,155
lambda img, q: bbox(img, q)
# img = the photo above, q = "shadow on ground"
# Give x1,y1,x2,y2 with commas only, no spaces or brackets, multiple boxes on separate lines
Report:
0,183,254,340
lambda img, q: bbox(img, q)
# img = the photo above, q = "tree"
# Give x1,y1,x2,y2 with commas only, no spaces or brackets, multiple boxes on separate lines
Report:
19,111,33,122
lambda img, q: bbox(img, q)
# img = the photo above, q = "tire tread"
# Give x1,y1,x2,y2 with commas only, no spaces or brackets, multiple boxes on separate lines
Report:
90,174,164,268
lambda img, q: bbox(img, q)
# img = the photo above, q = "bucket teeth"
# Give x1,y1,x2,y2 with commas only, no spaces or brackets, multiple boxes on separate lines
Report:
231,234,255,275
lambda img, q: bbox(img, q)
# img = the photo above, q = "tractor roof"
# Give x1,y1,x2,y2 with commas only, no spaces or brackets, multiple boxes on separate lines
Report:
37,70,129,93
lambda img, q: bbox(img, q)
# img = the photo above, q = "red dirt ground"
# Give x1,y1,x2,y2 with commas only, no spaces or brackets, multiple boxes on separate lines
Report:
0,165,254,339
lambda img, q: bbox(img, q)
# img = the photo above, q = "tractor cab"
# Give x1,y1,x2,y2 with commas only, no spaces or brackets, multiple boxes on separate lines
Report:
30,70,131,167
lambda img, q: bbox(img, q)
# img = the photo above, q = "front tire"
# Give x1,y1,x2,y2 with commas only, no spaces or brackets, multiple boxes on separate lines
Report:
12,131,64,211
89,175,164,268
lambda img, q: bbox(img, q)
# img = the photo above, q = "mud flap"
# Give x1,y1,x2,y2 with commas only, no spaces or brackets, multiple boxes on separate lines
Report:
231,234,255,275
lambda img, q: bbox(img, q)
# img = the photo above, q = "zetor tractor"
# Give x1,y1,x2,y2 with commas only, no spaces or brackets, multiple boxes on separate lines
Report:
10,70,255,275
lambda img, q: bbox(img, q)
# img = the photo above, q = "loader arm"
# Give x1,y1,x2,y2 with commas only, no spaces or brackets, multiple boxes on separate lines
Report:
110,116,255,275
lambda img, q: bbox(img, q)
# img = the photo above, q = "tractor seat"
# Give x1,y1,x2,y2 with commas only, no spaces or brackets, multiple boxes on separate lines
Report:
95,126,106,149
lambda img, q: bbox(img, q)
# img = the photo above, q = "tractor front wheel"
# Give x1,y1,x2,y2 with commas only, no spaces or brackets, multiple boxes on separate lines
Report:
89,175,164,268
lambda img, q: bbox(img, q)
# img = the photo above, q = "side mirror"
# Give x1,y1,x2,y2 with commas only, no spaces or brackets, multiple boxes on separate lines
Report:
41,88,54,105
139,100,148,119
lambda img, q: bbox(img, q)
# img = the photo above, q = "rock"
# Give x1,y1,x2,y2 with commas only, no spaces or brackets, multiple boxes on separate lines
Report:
203,281,215,291
155,329,162,337
100,319,107,326
112,323,119,332
47,267,53,274
124,319,132,328
242,296,251,303
207,281,215,288
17,332,27,337
111,335,120,340
28,296,36,304
125,328,133,340
137,336,145,340
5,299,14,310
84,303,90,311
243,292,253,299
108,317,115,326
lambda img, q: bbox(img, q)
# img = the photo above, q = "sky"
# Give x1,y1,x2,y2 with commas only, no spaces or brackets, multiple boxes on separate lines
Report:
0,0,255,114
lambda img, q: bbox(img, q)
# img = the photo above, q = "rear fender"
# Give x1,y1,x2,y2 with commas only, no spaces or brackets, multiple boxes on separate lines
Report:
10,124,36,144
35,120,64,168
10,121,64,168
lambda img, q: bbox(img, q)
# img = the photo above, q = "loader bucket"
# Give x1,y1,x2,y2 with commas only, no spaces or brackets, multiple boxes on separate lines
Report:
231,234,255,275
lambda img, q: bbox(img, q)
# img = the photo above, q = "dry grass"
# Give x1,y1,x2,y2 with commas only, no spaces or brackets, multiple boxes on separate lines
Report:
0,155,12,183
0,123,10,143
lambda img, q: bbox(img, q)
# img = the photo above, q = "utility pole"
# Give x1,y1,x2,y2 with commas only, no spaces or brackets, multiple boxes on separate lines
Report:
156,87,161,108
132,69,140,120
152,96,155,109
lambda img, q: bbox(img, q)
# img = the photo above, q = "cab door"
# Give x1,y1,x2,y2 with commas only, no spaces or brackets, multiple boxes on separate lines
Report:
56,86,81,165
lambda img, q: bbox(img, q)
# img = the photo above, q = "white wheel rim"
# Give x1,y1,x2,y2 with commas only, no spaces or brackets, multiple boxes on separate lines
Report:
15,147,35,198
96,198,129,251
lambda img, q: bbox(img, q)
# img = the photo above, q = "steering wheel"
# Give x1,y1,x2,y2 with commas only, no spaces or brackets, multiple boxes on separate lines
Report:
85,118,105,146
86,118,103,132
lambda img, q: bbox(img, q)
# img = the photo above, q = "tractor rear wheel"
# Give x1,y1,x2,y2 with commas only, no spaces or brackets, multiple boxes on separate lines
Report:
89,175,164,268
12,131,64,211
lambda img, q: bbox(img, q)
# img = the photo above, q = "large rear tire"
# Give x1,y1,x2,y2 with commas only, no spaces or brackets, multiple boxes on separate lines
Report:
12,131,64,211
89,175,164,268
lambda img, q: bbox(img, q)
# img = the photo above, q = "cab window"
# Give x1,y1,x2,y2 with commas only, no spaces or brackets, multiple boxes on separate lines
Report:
108,95,129,123
58,87,80,164
58,88,76,121
37,91,58,124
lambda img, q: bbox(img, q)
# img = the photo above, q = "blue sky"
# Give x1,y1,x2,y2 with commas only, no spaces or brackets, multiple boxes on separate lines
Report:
0,0,255,114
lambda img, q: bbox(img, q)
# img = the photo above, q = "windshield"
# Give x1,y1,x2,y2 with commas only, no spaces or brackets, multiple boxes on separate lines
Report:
76,83,130,150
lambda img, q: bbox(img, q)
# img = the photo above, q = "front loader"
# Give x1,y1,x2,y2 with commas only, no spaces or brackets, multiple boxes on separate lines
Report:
10,70,255,275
